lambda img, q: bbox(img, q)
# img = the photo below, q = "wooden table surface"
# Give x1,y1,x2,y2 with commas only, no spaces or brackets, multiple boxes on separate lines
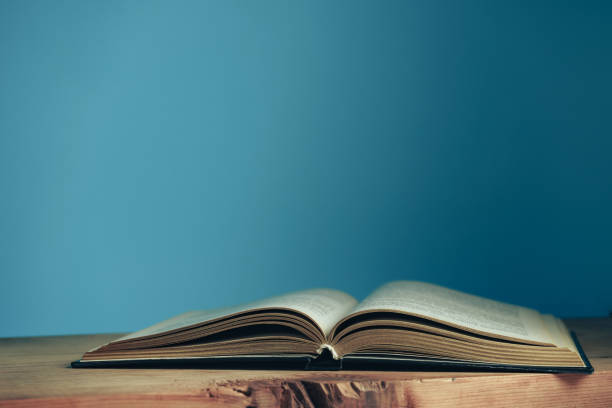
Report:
0,318,610,407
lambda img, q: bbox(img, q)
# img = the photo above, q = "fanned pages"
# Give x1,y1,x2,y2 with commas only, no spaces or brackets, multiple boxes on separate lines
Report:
75,281,591,373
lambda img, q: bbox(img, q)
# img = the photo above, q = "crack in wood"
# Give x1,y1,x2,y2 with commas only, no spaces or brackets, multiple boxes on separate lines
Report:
225,379,406,408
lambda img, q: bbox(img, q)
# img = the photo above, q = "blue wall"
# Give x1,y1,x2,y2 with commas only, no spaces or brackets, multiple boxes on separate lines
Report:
1,1,611,337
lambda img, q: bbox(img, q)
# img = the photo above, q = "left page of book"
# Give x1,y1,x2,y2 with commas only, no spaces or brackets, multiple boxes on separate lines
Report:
117,288,358,342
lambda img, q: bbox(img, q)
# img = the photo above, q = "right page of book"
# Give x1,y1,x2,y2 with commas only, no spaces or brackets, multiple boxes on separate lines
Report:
352,281,557,345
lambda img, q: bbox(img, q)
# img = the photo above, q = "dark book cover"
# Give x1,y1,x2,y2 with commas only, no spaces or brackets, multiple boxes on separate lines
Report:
71,331,593,374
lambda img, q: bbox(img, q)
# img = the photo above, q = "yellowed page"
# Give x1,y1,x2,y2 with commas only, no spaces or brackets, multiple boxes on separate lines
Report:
118,288,357,341
350,281,554,345
542,314,577,352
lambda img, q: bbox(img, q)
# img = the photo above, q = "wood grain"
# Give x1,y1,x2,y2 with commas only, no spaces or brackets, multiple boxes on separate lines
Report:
0,318,610,407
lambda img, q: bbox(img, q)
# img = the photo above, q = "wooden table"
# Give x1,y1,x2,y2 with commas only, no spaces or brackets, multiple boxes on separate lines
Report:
1,318,610,407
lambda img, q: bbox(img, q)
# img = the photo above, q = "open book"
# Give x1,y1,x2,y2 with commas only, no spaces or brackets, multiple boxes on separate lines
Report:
72,282,592,373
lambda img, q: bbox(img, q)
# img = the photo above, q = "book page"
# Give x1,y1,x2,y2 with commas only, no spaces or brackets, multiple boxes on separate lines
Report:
118,288,357,341
351,281,554,345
